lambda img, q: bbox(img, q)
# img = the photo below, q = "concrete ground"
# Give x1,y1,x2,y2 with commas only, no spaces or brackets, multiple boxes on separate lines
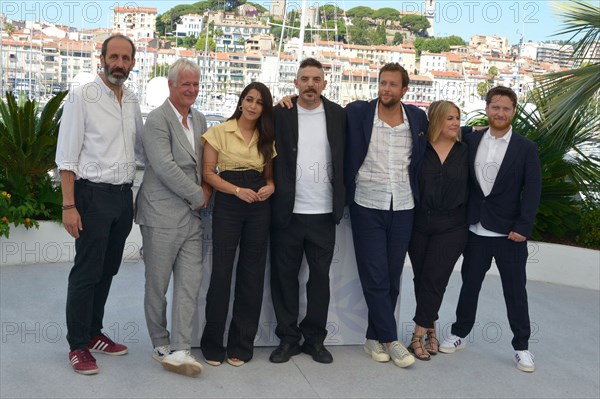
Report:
1,260,598,399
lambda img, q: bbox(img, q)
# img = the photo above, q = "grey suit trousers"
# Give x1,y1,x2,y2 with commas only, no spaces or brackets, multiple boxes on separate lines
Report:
141,217,203,351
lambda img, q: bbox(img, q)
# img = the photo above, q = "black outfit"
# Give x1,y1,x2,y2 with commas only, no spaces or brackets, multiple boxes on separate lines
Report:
200,170,270,363
270,96,345,346
66,179,133,350
408,142,469,328
451,128,542,350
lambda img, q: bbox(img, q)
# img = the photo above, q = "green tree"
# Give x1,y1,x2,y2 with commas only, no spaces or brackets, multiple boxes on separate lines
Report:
319,4,345,21
320,19,346,42
369,24,387,45
346,6,373,19
476,81,491,98
446,35,466,46
3,22,16,36
195,34,216,52
392,32,404,45
304,23,314,43
399,14,430,36
247,2,268,13
372,8,400,21
348,18,370,45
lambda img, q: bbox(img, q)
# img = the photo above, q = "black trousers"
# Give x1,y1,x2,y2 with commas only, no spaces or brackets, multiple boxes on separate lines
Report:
66,180,133,350
451,232,531,350
270,213,336,345
408,210,468,328
201,170,270,362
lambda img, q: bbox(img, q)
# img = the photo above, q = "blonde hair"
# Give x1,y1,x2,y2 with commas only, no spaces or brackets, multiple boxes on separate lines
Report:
427,100,461,143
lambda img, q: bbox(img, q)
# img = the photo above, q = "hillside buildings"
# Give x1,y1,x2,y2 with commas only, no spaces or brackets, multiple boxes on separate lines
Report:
0,4,582,115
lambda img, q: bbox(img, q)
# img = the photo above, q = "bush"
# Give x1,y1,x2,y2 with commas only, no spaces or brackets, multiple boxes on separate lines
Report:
577,199,600,250
0,91,67,238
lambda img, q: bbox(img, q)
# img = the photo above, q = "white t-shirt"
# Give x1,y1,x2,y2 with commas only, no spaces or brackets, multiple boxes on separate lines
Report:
293,103,333,214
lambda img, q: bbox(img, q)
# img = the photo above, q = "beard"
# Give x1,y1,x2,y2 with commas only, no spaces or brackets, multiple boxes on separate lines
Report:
489,117,512,131
105,66,129,86
379,96,400,109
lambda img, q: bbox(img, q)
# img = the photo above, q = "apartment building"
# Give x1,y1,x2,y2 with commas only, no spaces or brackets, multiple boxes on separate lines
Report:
112,6,157,40
520,41,574,68
175,14,204,38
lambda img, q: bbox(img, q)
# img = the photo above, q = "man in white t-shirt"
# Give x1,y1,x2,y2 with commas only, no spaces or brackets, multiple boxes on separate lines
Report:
270,58,346,364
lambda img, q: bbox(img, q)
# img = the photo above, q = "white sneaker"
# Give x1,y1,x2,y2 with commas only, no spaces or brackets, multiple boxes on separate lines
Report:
152,345,170,363
364,339,390,362
385,341,415,368
514,350,535,372
162,350,203,377
439,334,466,354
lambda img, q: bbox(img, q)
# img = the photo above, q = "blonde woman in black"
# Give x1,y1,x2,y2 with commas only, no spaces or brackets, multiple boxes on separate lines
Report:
407,100,469,361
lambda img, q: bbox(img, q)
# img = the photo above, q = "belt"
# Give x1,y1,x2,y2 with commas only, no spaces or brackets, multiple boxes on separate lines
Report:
77,179,133,192
416,206,464,217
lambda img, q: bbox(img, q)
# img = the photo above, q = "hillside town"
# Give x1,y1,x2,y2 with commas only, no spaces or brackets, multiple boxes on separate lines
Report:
0,0,594,116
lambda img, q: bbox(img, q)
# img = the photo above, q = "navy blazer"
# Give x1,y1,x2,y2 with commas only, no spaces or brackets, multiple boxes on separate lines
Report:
464,128,542,238
271,96,346,229
344,99,429,206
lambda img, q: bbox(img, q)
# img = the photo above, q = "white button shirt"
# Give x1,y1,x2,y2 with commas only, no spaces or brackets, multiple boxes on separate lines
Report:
470,128,513,237
168,99,195,151
354,103,414,211
55,75,144,184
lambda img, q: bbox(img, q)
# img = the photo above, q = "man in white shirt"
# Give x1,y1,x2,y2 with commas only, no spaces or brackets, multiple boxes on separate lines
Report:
135,59,211,377
344,63,429,368
270,58,346,364
56,34,143,375
439,86,542,373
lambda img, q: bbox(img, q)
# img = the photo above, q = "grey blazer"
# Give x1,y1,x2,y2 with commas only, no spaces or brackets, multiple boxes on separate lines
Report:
135,99,208,228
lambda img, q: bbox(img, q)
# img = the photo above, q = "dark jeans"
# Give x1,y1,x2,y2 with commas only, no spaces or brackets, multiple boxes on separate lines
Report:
408,209,468,328
201,170,270,362
349,202,414,343
451,232,531,350
66,180,133,350
270,213,336,345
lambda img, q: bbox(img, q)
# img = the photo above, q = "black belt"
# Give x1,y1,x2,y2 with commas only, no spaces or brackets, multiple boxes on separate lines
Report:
77,179,133,192
416,206,464,217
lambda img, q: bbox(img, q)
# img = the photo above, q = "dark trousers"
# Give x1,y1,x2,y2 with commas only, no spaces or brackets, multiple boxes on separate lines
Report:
408,210,468,328
201,170,270,362
451,232,531,350
270,213,336,345
349,202,414,343
66,180,133,350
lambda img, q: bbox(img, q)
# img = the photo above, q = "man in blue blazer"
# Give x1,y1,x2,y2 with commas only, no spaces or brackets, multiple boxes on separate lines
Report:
345,63,428,368
439,86,542,373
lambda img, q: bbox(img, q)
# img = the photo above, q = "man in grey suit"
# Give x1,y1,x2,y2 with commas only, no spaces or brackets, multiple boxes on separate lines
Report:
135,58,211,377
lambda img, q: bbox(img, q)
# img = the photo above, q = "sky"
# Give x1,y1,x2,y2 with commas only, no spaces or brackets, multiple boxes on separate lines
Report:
1,1,572,44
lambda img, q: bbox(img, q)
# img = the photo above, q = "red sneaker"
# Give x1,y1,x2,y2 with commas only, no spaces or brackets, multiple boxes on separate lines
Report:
88,333,128,356
69,348,99,375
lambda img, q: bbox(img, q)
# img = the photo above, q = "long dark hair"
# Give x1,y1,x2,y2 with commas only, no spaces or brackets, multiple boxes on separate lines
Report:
228,82,275,163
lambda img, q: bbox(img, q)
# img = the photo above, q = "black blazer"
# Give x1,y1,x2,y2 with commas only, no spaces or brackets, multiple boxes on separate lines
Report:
271,96,346,229
344,99,429,206
464,128,542,238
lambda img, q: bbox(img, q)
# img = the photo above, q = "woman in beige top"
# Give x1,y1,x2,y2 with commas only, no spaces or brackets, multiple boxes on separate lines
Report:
200,82,275,367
